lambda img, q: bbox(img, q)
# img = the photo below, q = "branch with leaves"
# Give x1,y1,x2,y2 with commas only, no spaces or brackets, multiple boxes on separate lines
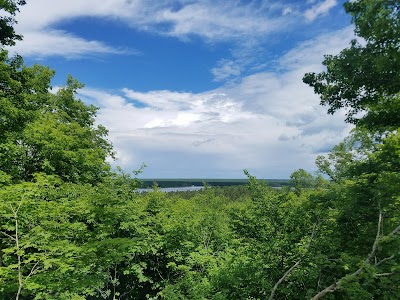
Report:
1,193,41,300
311,211,399,300
268,222,318,300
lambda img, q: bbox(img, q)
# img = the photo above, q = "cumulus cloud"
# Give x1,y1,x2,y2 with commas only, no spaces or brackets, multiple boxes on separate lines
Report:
75,26,355,178
12,1,355,177
79,87,266,177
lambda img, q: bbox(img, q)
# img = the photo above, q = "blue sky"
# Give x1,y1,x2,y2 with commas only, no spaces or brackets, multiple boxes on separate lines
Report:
10,0,355,178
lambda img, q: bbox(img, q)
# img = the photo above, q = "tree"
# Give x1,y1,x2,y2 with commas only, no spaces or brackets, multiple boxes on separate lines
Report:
0,0,26,46
302,1,400,298
290,168,314,196
303,0,400,129
0,172,161,300
309,129,400,299
0,53,114,183
0,0,114,183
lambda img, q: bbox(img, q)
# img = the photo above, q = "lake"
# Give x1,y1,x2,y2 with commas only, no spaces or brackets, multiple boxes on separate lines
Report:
136,186,204,193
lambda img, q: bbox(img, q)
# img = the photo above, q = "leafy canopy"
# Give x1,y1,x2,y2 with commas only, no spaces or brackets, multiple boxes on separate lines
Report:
0,53,114,183
303,0,400,130
0,0,26,46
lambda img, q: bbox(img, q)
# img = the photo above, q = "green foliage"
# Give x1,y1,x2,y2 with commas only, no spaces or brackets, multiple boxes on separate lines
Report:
0,52,114,183
1,1,399,299
303,0,400,128
303,0,400,287
0,174,161,299
0,166,398,299
289,168,327,195
0,0,26,46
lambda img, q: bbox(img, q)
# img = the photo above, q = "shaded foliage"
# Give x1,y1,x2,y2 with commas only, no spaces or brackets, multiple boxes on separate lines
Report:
0,0,26,46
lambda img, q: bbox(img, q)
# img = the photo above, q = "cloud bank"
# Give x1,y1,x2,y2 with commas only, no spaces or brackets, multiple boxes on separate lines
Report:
10,0,353,178
77,26,354,178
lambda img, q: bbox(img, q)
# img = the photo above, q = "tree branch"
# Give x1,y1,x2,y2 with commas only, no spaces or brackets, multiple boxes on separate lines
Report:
388,224,400,237
0,230,17,242
268,260,302,300
366,210,383,263
25,261,40,281
268,222,318,300
15,206,22,300
375,272,398,277
311,211,400,300
375,255,395,266
9,191,27,300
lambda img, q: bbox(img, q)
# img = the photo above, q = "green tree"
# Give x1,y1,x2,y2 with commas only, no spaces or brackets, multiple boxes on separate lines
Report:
290,168,314,196
0,53,114,183
0,172,163,300
303,0,400,130
215,172,321,300
0,0,26,46
309,130,400,300
302,1,400,298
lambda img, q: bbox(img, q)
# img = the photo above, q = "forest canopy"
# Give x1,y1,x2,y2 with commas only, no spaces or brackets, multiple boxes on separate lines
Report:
0,1,399,299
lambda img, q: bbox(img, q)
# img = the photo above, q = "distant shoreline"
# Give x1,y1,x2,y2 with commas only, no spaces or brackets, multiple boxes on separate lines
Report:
138,178,290,189
136,186,204,193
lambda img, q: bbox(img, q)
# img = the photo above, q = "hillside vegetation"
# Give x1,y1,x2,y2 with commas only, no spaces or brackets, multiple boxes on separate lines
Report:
0,1,399,299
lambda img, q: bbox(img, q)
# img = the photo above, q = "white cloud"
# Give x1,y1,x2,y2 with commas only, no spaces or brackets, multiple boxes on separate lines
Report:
304,0,338,22
8,0,345,61
155,1,285,41
123,89,197,111
211,59,242,82
79,87,265,177
282,6,294,16
75,27,355,178
279,25,354,70
12,1,355,177
9,0,144,58
10,0,305,59
11,30,130,58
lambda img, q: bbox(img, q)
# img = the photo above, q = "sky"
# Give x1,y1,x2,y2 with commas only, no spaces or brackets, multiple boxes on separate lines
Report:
8,0,356,179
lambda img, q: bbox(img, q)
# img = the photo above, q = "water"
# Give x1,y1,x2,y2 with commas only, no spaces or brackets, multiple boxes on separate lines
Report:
136,186,204,193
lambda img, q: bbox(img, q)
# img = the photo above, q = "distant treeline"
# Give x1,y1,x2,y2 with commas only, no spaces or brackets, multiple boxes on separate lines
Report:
138,178,291,188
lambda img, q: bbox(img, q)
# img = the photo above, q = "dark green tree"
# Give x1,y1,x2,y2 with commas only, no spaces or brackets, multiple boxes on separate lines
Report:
303,0,400,130
0,0,26,46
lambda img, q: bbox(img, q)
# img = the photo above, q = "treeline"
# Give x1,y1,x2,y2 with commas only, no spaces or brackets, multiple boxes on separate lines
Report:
138,179,291,189
0,1,399,299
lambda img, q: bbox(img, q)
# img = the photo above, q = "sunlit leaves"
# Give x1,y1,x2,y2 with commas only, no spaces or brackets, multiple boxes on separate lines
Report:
0,53,113,183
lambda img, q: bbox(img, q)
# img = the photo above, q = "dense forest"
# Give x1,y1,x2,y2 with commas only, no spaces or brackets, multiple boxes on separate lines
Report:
0,0,399,299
